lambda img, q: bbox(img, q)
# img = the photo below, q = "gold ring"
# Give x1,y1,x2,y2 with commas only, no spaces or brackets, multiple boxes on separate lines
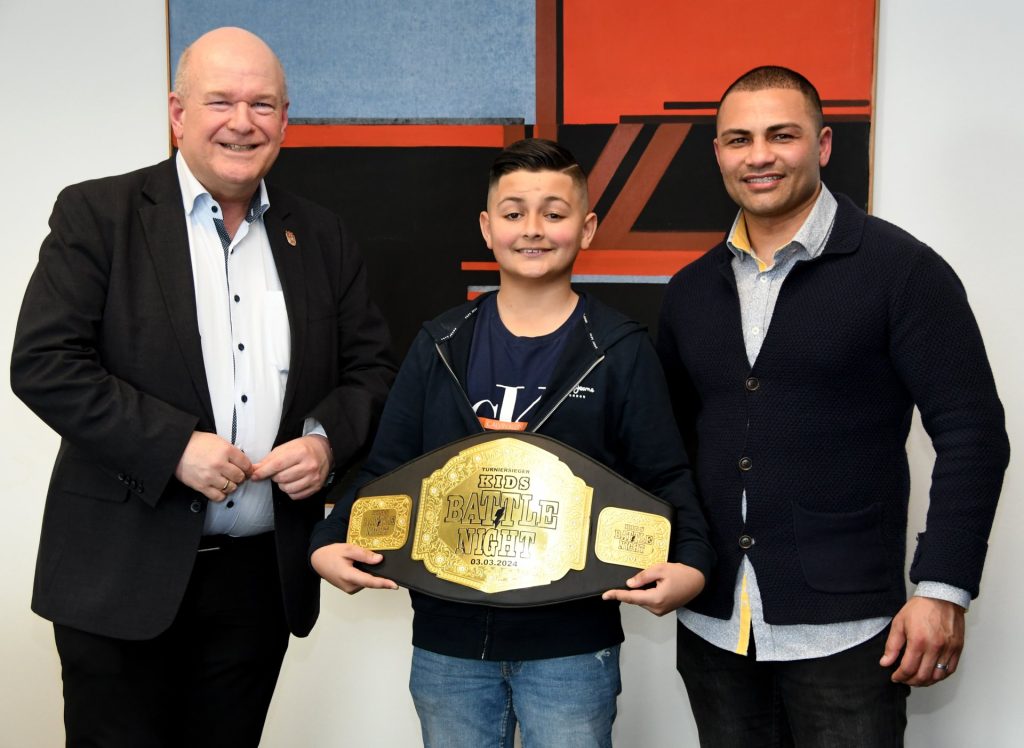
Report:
221,479,231,492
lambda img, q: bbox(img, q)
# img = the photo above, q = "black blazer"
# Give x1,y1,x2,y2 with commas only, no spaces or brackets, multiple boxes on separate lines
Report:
11,158,396,640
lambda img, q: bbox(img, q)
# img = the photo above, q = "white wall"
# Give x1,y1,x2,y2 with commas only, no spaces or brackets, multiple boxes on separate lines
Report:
0,1,1019,745
872,2,1023,745
0,2,170,746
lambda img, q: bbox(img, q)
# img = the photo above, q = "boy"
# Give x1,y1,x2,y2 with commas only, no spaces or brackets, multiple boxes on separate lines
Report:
311,139,712,747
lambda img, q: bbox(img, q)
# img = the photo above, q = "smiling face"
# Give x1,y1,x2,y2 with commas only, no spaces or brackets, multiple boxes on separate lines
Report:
714,87,831,234
168,28,288,207
479,169,597,286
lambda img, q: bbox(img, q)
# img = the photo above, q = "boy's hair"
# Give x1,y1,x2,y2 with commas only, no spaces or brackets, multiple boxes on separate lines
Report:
488,138,589,208
718,65,824,132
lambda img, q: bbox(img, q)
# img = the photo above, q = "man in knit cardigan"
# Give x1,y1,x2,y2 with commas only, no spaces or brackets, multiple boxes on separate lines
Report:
657,66,1009,746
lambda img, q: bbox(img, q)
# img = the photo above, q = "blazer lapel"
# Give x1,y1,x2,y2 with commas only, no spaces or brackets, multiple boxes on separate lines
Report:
138,160,216,427
263,192,307,427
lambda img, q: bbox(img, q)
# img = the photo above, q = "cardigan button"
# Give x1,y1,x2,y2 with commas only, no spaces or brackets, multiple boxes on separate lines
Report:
189,499,204,514
739,534,755,550
745,377,760,391
738,457,753,471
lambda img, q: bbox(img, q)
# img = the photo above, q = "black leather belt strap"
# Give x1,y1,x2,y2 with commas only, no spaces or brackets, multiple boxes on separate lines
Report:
350,432,674,607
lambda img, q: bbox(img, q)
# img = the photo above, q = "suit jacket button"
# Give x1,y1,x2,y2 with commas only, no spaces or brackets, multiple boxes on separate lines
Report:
189,500,203,514
745,377,760,391
738,457,753,471
117,472,126,483
739,534,755,550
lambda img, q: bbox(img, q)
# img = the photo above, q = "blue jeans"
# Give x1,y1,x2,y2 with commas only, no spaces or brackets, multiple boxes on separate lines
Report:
676,622,909,747
409,645,621,748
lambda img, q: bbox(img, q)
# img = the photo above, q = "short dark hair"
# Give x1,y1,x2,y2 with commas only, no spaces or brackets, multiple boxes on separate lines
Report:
718,65,824,132
488,138,589,207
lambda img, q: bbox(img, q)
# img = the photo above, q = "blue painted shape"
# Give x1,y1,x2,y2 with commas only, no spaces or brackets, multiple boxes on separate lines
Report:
169,0,536,122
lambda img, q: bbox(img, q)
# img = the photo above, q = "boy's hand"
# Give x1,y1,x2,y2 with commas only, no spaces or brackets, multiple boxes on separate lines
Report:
311,543,399,595
601,562,705,616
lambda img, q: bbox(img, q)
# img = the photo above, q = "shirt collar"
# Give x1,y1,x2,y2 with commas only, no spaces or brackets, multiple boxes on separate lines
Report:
726,183,838,270
175,151,270,220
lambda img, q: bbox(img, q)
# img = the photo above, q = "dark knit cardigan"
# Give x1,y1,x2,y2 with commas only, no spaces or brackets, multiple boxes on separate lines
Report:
657,193,1009,625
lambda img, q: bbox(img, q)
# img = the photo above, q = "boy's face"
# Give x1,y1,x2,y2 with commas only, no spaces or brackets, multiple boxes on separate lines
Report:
479,169,597,284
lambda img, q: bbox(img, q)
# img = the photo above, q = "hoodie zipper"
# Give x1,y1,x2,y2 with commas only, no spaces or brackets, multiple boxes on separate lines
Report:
529,355,605,432
434,341,485,429
530,308,607,431
481,609,492,659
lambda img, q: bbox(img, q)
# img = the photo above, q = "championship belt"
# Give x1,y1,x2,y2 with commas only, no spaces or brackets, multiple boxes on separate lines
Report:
347,431,674,607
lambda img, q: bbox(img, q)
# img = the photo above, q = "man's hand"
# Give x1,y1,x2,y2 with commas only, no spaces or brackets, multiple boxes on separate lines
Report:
174,431,253,501
251,435,333,500
880,596,965,686
601,562,706,616
311,543,399,595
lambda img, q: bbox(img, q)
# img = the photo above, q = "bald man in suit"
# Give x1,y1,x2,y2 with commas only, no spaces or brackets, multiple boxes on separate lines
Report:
11,27,395,746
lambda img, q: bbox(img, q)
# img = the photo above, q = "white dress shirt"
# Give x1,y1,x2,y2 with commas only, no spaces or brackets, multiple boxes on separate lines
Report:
176,153,289,536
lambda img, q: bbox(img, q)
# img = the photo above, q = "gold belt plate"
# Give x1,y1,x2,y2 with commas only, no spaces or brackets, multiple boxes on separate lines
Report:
410,436,593,594
594,507,672,568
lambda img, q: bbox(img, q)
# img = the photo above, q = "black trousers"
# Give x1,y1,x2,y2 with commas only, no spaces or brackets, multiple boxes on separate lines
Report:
55,532,290,748
677,621,909,748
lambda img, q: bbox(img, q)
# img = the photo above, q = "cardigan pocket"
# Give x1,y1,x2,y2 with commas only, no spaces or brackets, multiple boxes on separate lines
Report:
793,502,889,593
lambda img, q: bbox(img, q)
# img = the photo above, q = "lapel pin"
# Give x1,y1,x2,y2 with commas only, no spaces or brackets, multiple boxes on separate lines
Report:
285,230,297,247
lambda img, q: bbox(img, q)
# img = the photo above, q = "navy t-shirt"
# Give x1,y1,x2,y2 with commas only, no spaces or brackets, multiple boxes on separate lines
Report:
466,294,583,431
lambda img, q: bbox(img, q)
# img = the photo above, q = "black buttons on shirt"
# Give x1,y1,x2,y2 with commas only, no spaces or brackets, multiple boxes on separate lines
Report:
234,294,240,302
226,500,235,508
237,343,244,351
240,394,248,403
738,457,752,471
738,534,755,550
